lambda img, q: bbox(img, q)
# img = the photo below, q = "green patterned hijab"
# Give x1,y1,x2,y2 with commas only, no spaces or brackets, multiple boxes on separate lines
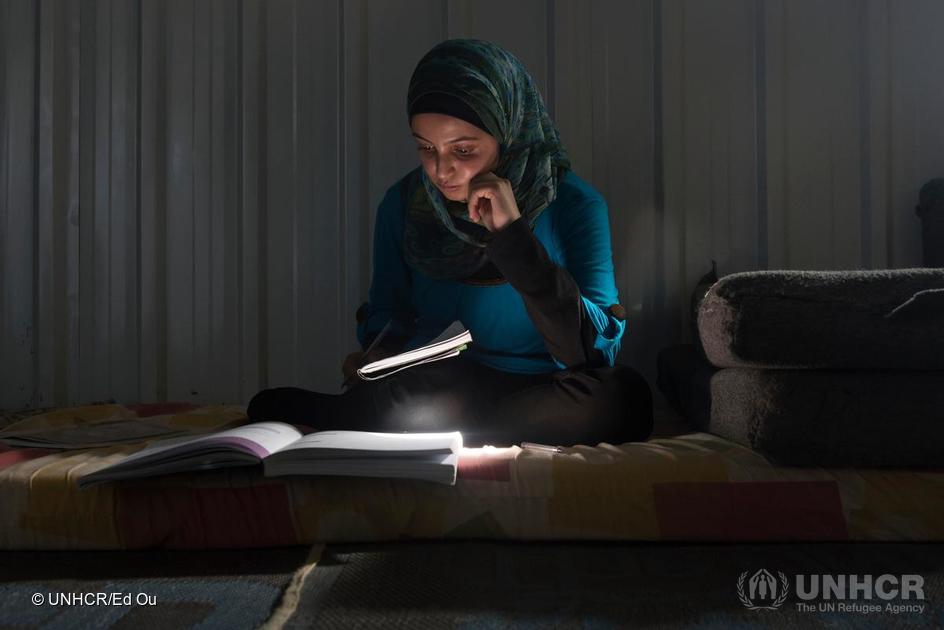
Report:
404,39,570,280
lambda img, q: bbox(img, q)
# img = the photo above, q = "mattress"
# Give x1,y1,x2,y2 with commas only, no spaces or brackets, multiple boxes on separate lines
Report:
1,404,942,549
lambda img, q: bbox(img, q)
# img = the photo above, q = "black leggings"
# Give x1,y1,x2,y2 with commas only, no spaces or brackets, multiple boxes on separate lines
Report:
247,358,653,448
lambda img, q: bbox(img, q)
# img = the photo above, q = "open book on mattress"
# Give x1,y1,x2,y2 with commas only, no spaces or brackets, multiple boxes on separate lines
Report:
77,422,462,488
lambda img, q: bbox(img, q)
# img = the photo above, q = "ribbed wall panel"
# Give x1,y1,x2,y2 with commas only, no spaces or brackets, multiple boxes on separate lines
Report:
1,0,940,409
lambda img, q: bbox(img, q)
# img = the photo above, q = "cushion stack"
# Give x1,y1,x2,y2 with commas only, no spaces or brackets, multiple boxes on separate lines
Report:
685,269,944,467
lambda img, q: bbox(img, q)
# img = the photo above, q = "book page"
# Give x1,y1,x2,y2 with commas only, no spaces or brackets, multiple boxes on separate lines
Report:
359,321,471,375
270,430,462,458
425,320,469,345
356,348,463,381
264,453,459,485
107,421,303,468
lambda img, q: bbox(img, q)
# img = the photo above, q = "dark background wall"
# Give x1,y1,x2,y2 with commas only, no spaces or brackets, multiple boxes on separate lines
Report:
1,0,941,409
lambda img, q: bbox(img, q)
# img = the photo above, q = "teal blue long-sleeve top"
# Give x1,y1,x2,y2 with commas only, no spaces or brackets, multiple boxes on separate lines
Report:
357,169,626,374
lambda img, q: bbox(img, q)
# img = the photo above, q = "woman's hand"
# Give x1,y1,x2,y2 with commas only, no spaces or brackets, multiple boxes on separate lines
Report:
467,172,521,232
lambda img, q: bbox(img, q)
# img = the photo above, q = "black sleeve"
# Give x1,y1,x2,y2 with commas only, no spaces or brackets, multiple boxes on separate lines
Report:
485,217,611,369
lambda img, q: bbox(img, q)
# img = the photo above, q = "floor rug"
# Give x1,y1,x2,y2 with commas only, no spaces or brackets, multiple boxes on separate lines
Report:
277,541,944,629
0,545,320,630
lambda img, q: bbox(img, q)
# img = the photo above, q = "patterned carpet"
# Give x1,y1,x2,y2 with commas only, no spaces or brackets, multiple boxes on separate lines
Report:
3,405,942,628
0,405,321,629
0,546,318,630
279,541,944,629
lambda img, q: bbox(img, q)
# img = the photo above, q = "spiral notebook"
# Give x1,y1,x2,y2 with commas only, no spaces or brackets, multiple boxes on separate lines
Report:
356,320,472,381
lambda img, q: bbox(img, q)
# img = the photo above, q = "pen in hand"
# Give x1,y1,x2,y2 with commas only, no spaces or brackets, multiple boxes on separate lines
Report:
341,320,393,390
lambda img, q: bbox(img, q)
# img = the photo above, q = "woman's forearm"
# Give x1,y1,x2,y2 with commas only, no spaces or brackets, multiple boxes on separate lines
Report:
485,217,606,368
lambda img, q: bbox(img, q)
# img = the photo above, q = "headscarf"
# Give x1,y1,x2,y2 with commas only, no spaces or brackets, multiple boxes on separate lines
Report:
404,39,570,280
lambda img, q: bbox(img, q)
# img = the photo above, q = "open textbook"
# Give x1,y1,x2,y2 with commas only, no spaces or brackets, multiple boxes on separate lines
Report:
77,422,463,488
357,320,472,381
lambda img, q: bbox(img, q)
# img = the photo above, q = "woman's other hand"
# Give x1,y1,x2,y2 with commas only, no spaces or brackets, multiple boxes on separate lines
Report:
467,172,521,232
341,347,393,382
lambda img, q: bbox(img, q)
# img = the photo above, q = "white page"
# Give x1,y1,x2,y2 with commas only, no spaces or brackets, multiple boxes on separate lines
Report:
359,321,471,375
271,430,462,458
264,453,459,485
356,349,463,381
102,421,302,470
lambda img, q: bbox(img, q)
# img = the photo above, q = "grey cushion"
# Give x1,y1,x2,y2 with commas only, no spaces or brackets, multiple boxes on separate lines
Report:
698,269,944,369
708,368,944,467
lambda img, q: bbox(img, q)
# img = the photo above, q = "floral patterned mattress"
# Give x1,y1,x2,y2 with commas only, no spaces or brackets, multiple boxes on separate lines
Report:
1,403,941,550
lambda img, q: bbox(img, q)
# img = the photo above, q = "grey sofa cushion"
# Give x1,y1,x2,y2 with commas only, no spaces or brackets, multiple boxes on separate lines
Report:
697,269,944,369
708,368,944,467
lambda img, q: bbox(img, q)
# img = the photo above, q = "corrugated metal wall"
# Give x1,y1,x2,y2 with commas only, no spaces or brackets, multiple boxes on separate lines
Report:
1,0,941,410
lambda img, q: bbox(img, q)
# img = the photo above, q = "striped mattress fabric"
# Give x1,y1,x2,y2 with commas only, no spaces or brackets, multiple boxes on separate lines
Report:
1,404,942,550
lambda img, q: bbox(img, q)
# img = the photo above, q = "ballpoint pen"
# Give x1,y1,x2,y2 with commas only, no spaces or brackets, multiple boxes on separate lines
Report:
520,442,563,454
341,320,393,390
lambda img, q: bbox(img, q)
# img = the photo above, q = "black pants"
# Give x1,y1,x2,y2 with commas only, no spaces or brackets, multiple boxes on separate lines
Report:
247,358,653,448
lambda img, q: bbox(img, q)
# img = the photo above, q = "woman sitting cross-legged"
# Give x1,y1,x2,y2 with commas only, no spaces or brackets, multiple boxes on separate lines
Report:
248,39,653,448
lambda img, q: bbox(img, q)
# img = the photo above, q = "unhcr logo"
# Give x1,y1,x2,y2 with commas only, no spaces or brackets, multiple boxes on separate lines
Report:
794,574,926,615
736,570,928,615
736,569,789,610
795,574,924,601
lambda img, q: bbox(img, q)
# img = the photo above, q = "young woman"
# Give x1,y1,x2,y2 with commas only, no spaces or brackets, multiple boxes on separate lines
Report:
248,39,653,447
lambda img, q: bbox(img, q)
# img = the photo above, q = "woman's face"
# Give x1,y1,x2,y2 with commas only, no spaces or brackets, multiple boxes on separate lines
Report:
411,113,499,202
